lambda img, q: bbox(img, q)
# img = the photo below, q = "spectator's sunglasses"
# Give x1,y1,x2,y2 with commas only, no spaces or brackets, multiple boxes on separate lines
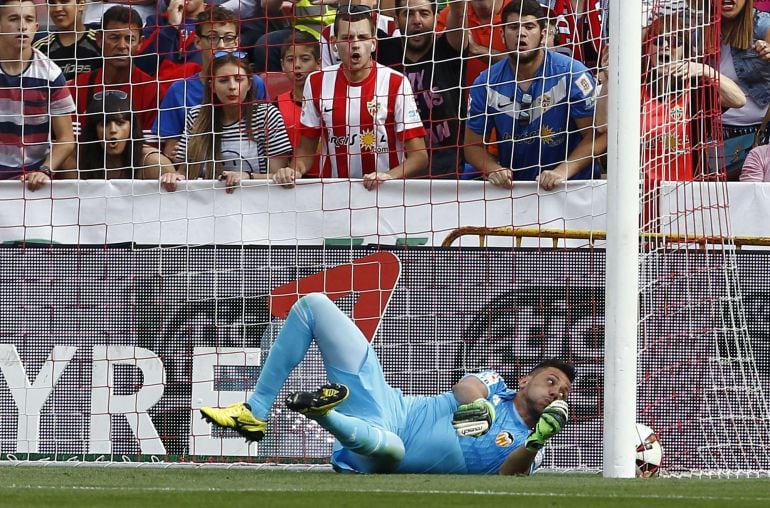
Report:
93,90,128,101
518,93,533,127
652,34,685,48
214,50,248,60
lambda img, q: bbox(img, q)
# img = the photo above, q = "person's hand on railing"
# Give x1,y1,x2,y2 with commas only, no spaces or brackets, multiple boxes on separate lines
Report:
160,172,185,193
271,166,303,188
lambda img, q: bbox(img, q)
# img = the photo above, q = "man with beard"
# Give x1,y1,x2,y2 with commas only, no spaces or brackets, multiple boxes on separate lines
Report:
397,0,467,178
464,0,606,190
200,292,574,474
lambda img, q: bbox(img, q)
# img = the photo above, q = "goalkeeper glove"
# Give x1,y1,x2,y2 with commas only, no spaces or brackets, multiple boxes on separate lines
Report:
452,398,496,437
525,399,569,452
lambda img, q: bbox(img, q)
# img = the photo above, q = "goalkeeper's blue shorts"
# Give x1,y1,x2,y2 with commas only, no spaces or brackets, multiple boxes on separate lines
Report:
325,343,409,437
327,345,467,474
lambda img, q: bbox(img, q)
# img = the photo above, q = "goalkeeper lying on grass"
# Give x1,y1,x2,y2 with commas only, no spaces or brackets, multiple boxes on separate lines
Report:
201,293,574,475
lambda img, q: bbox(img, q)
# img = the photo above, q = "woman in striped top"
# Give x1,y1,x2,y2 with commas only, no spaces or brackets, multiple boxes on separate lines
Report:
162,52,293,193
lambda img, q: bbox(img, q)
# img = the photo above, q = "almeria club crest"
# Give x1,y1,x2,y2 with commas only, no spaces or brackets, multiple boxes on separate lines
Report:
367,99,380,118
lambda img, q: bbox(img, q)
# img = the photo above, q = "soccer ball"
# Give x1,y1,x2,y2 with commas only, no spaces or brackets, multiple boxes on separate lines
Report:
635,423,663,477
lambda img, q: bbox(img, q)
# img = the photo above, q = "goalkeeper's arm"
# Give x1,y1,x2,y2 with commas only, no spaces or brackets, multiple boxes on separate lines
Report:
451,375,489,403
499,400,569,475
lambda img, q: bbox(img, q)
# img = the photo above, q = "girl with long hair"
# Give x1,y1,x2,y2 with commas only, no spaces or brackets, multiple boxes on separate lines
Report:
162,52,293,193
61,91,174,179
641,14,745,181
634,14,745,230
720,0,770,173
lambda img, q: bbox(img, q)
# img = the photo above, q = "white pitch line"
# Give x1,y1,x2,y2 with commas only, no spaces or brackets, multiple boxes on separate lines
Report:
3,484,770,502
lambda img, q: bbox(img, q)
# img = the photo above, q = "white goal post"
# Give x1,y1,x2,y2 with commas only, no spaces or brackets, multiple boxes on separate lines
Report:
604,0,642,479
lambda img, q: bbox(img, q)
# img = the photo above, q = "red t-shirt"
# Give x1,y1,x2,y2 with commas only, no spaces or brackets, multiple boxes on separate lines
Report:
549,0,605,68
276,90,320,177
69,67,160,132
641,88,694,182
435,2,509,86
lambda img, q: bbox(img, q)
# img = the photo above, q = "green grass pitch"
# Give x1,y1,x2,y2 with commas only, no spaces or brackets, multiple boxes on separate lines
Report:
2,467,770,508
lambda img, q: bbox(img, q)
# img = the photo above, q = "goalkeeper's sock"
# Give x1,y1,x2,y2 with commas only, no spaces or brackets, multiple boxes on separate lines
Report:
248,294,370,421
247,299,316,420
317,411,405,466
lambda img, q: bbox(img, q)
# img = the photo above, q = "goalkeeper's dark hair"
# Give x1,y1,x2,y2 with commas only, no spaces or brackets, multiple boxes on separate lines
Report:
529,358,575,382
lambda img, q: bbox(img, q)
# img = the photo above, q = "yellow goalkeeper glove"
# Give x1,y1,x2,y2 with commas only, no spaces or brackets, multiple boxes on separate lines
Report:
525,400,569,452
452,398,496,437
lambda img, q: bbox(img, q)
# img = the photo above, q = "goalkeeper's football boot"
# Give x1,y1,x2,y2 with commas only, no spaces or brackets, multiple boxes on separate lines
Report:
285,383,349,417
200,402,267,442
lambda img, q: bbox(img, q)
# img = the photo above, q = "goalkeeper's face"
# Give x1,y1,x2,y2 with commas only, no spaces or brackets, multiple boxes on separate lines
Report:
518,367,572,414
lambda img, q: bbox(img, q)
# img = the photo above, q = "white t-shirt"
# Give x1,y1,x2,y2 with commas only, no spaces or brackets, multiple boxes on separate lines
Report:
177,102,293,177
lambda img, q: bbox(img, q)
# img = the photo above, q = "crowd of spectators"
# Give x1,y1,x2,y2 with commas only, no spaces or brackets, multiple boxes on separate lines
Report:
3,0,770,195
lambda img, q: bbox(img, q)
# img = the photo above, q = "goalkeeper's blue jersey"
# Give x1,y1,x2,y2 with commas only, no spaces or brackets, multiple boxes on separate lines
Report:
397,371,533,474
331,368,534,474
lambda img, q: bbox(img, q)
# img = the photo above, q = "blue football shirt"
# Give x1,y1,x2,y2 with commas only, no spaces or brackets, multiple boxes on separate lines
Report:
467,50,598,181
396,371,534,474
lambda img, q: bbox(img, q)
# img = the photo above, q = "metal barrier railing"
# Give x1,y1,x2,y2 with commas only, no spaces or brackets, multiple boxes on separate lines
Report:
441,226,770,250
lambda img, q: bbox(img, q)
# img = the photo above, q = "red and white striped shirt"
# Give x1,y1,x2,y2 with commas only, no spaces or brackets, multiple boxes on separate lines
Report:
300,63,426,178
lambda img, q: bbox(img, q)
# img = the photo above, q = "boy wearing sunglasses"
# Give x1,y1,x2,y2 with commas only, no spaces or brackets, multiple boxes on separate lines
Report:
0,0,76,191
